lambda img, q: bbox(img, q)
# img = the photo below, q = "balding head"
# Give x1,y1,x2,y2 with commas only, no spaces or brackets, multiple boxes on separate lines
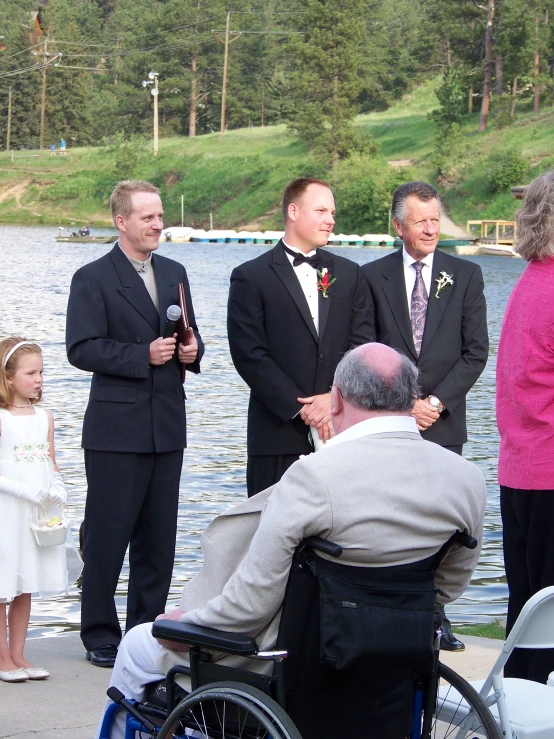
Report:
330,343,419,433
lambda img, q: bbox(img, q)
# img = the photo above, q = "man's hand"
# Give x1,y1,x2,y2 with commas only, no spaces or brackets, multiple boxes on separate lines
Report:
150,336,177,365
154,608,190,652
411,398,440,431
178,328,199,365
315,418,335,443
297,393,331,427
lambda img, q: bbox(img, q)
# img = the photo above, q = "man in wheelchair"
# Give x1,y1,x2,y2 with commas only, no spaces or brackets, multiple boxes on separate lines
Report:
97,343,487,739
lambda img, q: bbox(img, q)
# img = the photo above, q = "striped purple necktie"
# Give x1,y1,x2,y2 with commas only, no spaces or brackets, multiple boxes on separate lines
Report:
411,262,428,356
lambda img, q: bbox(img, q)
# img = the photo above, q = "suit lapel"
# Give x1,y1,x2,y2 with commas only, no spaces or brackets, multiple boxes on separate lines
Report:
110,245,160,332
317,249,333,344
152,253,178,335
381,250,417,359
270,241,319,344
420,250,453,354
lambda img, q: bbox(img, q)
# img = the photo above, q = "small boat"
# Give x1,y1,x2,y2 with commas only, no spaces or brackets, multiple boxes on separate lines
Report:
161,227,193,243
55,233,117,243
477,243,520,258
455,243,521,258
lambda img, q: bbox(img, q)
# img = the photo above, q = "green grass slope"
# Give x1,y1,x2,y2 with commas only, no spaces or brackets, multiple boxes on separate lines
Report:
0,76,553,229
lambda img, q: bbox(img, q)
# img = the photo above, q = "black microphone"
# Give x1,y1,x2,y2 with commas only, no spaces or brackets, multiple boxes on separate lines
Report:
163,304,181,338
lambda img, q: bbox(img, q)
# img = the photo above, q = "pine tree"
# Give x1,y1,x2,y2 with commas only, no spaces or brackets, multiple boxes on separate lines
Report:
285,0,371,169
0,3,42,149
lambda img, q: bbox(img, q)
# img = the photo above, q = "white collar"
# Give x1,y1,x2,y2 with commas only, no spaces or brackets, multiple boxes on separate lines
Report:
326,415,419,447
283,239,317,258
402,246,434,270
120,245,153,272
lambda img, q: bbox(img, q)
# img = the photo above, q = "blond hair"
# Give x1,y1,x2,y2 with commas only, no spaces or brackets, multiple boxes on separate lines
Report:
110,180,159,223
0,337,43,408
515,170,554,262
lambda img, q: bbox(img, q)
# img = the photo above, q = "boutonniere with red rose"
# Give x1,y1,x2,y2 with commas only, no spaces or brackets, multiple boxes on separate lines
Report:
317,267,336,298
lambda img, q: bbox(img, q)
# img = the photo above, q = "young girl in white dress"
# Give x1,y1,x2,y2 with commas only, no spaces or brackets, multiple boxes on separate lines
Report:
0,337,73,683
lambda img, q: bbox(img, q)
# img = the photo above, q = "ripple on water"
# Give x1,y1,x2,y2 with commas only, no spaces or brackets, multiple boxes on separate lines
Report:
0,228,526,633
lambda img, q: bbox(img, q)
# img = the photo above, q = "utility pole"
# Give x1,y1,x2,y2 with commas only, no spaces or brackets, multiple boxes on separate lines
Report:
39,39,47,160
153,74,159,155
6,86,12,151
142,71,159,156
213,12,241,136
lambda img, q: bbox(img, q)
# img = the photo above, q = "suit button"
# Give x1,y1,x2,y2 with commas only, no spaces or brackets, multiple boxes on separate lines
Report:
319,353,324,360
153,392,158,398
136,337,141,343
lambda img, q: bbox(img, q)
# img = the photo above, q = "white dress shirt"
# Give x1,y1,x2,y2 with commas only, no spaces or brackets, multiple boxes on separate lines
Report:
402,247,434,316
283,240,319,334
283,240,323,447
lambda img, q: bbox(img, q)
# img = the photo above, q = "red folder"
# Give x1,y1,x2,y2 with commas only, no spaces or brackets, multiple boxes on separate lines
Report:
177,283,190,383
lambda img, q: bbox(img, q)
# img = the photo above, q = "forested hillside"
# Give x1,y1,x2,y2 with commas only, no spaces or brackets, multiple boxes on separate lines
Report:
1,0,554,230
2,0,553,151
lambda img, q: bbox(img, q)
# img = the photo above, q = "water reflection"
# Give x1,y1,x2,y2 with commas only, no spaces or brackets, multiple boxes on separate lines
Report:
0,226,526,632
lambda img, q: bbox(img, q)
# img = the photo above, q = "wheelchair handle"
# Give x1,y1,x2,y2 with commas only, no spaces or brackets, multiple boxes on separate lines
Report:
107,687,159,735
302,536,343,558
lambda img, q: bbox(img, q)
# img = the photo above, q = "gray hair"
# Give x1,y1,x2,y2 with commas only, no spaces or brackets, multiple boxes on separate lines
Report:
334,348,420,412
392,181,441,224
514,170,554,262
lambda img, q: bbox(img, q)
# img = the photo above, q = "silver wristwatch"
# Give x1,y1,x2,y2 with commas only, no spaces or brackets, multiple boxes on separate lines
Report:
428,395,445,413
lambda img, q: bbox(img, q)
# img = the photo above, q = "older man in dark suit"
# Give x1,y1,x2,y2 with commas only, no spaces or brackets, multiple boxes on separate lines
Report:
227,177,373,497
66,180,204,667
361,181,488,649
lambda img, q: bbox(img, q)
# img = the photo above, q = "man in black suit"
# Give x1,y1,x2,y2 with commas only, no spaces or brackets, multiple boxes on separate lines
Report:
228,177,373,497
66,180,204,667
362,180,488,650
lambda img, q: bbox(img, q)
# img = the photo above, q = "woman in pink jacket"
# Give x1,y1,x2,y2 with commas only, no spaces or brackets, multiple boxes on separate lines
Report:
497,169,554,682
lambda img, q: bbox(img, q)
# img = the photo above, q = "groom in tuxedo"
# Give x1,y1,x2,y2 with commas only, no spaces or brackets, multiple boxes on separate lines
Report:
361,180,488,650
227,177,372,497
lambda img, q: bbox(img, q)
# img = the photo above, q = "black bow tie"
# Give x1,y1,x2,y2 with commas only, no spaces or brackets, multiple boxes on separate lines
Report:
283,244,321,268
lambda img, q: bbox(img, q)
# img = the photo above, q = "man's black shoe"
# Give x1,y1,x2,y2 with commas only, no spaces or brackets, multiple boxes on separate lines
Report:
85,644,118,667
440,622,465,652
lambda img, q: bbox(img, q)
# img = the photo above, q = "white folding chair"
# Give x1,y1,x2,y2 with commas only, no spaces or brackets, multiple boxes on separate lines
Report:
438,586,554,738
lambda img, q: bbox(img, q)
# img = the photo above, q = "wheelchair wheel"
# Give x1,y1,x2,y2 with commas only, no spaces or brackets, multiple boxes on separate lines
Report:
157,681,302,739
432,663,501,738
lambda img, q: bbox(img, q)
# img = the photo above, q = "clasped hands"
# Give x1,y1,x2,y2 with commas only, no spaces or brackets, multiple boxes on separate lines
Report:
297,392,334,442
411,398,440,431
149,329,198,366
0,471,67,506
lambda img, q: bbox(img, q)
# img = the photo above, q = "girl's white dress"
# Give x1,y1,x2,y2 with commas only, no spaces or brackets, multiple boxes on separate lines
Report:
0,407,73,603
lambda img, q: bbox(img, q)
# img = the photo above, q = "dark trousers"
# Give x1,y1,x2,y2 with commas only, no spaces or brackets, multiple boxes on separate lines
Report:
501,486,554,682
246,454,303,497
81,449,183,651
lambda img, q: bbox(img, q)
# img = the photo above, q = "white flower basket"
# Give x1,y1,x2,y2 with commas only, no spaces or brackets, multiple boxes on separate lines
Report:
30,506,68,548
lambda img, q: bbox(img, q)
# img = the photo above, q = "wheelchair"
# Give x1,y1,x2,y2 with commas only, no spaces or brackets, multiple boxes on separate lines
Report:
100,535,501,739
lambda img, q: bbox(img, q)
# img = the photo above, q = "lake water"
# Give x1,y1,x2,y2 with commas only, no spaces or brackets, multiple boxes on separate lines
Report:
0,225,527,636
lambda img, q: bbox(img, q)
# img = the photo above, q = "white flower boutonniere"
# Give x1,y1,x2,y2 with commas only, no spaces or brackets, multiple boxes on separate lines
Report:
435,271,454,299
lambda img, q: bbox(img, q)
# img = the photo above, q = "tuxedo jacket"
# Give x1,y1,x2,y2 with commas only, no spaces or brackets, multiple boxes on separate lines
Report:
362,249,488,446
66,245,204,454
227,241,373,456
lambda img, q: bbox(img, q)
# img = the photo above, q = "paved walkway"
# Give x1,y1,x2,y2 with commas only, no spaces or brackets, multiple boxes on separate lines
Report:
0,631,503,738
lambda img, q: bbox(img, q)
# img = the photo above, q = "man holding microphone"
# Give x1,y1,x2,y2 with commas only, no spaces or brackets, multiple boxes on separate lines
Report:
66,180,204,667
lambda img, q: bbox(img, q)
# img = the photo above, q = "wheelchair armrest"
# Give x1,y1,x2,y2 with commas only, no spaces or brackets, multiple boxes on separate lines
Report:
151,620,259,656
302,536,343,558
